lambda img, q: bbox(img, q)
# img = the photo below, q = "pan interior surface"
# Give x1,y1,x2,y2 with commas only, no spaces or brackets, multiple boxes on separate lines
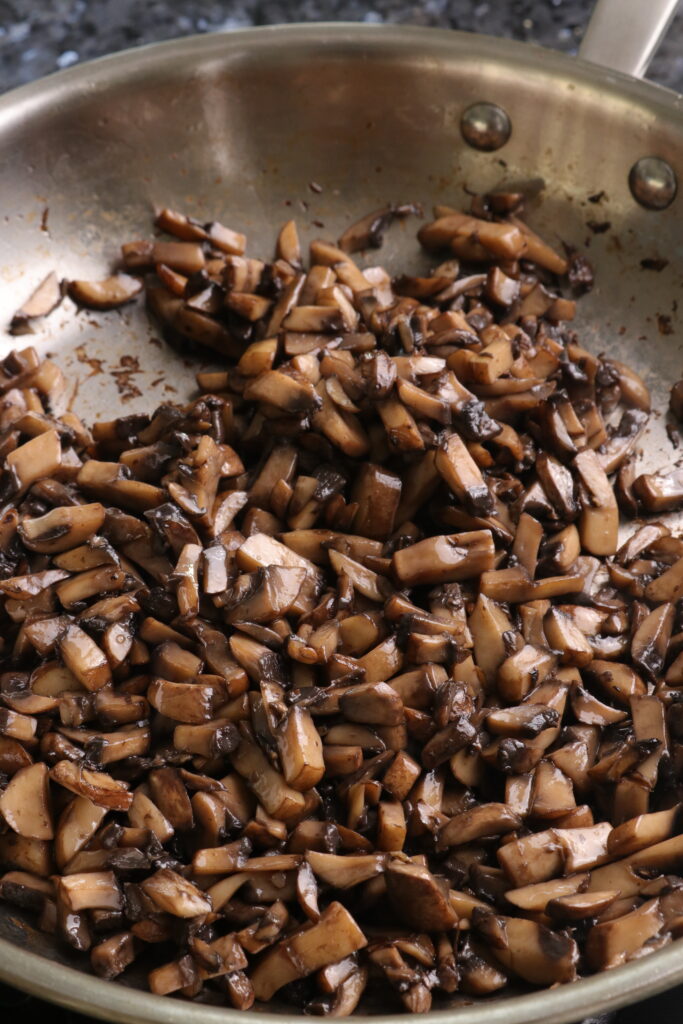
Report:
0,22,682,1024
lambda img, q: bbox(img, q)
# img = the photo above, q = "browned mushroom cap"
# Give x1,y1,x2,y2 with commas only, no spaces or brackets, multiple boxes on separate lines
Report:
275,706,324,791
589,834,683,898
11,272,64,332
147,955,199,996
570,683,627,727
146,768,194,831
0,737,33,775
420,211,525,259
250,901,367,1001
313,965,368,1017
0,763,53,839
56,566,128,609
645,553,683,603
147,678,220,723
68,274,142,310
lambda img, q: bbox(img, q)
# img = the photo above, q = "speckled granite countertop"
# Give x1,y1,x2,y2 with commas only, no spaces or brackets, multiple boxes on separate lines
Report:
0,0,682,94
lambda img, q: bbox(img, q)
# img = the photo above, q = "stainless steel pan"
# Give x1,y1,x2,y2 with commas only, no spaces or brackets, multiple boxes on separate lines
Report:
0,1,682,1022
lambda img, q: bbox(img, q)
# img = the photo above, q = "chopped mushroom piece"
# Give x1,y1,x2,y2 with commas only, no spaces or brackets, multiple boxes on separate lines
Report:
473,910,578,985
140,868,212,918
547,890,620,921
59,625,112,692
50,761,132,811
0,763,53,839
11,272,64,332
438,803,521,849
250,902,367,1000
58,871,122,912
505,873,589,913
91,931,137,979
586,898,664,969
68,275,142,310
307,851,386,888
392,531,495,586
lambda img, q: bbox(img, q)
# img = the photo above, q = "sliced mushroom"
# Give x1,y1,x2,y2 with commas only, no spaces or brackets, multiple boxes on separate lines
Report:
58,871,122,912
574,448,618,556
0,763,53,839
91,931,137,979
473,909,578,985
140,868,211,918
392,531,495,586
547,890,620,921
585,898,664,969
11,272,64,332
385,858,457,931
68,275,142,310
54,795,107,869
439,786,521,839
505,873,589,913
231,735,306,822
250,902,367,1001
50,760,132,811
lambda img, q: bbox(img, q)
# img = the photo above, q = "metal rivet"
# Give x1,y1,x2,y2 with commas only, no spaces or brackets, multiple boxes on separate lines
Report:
628,156,677,210
460,102,511,152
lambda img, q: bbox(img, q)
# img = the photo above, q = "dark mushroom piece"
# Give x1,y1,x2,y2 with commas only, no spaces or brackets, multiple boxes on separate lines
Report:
10,272,64,333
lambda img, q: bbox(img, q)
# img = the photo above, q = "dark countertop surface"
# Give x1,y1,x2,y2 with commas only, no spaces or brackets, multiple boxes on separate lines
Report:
0,2,682,1024
0,0,682,94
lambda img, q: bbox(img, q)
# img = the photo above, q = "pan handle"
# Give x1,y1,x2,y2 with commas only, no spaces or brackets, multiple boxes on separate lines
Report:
579,0,680,78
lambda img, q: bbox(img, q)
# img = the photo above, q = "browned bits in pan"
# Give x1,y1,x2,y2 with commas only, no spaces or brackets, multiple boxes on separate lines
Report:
1,195,682,1015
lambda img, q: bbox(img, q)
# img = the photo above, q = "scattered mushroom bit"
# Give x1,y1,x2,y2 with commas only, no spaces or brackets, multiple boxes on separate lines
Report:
2,195,683,1015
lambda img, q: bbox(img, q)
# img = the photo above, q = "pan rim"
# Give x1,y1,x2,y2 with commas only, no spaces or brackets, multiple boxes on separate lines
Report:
0,20,682,1024
0,20,680,127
